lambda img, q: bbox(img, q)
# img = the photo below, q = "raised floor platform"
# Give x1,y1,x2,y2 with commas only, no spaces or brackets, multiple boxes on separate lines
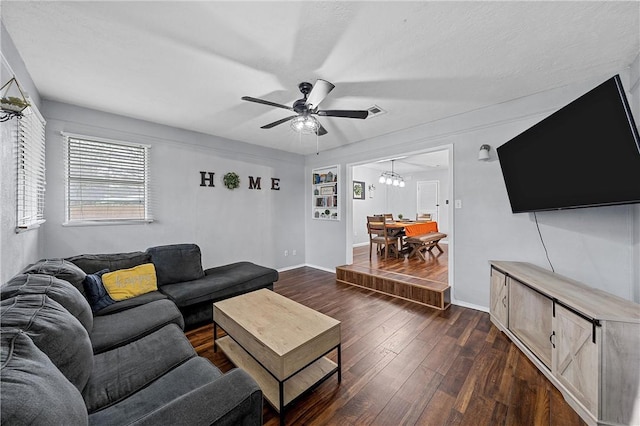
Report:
335,264,450,310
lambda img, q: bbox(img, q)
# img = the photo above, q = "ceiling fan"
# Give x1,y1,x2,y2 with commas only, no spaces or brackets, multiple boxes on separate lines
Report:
241,79,369,136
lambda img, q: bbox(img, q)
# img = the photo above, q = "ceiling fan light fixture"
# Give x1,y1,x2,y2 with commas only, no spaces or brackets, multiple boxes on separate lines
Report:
290,115,319,134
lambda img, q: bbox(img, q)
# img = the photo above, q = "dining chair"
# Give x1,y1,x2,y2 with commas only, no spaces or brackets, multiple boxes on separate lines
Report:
367,216,399,259
416,213,432,222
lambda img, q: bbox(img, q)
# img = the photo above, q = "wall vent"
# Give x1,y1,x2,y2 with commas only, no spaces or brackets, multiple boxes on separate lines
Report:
367,105,386,118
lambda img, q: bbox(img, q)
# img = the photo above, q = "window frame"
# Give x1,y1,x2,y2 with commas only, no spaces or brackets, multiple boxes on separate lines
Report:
16,105,47,233
63,133,153,226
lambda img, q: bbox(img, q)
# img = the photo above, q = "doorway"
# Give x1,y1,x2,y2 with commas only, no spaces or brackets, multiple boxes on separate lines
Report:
347,146,453,286
417,180,440,223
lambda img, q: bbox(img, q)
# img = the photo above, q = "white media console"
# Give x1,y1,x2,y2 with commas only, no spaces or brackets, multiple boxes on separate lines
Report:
489,261,640,426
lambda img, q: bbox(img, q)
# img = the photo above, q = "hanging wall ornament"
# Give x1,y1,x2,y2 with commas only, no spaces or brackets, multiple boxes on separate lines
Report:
0,77,30,122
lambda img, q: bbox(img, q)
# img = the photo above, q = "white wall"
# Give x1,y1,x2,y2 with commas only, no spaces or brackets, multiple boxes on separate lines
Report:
307,68,640,307
41,101,306,271
630,53,640,303
0,23,43,282
352,166,387,245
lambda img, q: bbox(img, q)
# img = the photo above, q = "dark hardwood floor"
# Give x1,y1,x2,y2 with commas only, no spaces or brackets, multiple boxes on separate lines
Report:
186,266,586,426
351,243,449,284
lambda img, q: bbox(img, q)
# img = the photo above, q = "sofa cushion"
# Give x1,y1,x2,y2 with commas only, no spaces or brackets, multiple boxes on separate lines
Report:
1,273,93,332
83,323,196,413
0,295,93,392
87,357,224,425
93,290,167,316
146,243,205,286
83,269,116,313
67,251,151,275
160,261,278,307
21,258,87,294
1,329,88,426
102,263,158,301
90,299,185,354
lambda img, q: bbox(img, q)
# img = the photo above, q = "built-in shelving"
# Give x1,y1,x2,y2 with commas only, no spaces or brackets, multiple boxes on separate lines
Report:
312,165,339,220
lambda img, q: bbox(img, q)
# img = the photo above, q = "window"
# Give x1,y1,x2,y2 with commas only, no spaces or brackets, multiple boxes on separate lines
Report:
16,106,46,231
64,134,152,224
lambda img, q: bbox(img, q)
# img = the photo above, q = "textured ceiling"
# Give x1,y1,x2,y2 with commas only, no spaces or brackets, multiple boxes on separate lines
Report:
2,1,639,155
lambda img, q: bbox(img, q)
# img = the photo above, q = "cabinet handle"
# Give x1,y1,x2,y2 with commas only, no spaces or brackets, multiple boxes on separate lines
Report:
549,331,556,348
502,295,507,308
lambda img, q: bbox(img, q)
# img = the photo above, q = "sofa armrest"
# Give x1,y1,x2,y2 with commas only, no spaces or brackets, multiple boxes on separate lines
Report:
130,368,263,426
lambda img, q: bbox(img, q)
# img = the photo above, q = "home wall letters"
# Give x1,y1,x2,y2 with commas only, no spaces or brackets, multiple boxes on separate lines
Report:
199,171,280,190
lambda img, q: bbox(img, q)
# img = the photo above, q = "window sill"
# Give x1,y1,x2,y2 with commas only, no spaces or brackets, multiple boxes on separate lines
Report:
15,220,46,233
63,219,154,227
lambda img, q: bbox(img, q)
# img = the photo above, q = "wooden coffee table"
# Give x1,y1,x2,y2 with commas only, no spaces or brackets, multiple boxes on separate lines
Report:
213,289,341,425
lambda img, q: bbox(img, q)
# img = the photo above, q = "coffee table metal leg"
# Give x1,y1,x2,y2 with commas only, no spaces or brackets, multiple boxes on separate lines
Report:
279,380,285,426
213,323,217,353
338,344,342,382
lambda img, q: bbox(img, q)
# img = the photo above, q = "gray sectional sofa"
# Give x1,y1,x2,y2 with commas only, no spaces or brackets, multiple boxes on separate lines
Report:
67,243,279,329
0,243,278,425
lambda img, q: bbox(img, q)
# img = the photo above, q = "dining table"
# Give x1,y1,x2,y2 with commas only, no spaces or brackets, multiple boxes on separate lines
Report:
380,220,440,258
383,220,439,236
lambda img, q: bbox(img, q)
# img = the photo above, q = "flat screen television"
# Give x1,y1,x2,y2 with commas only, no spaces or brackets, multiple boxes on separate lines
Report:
497,75,640,213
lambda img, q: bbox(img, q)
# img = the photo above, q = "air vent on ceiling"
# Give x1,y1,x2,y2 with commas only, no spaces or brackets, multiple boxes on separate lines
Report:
367,105,386,118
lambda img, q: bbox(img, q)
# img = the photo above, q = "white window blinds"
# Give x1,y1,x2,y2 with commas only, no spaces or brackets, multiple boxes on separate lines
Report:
64,135,152,224
17,106,46,231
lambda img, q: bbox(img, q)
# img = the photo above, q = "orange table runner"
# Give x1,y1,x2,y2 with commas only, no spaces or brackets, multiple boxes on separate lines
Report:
404,221,438,236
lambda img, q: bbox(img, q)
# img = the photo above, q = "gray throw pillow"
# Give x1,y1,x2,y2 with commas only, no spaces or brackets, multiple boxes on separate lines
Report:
0,329,88,426
66,251,151,274
21,258,87,294
0,295,93,392
146,244,205,286
1,274,93,332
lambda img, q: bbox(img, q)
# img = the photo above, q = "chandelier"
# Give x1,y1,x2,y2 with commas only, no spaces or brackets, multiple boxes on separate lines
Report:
378,159,405,187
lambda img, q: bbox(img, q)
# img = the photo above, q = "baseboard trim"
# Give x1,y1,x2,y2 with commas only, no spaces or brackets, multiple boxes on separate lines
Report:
451,299,488,313
277,263,307,273
303,264,337,274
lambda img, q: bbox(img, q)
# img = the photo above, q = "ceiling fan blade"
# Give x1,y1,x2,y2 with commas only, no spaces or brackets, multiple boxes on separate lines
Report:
316,109,369,119
315,122,328,136
242,96,294,111
260,115,298,129
305,79,335,109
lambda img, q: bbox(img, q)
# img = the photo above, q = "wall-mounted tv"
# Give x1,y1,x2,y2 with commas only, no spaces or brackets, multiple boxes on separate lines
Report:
497,75,640,213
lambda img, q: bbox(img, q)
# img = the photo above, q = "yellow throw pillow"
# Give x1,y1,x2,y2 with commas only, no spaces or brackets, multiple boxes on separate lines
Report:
102,263,158,301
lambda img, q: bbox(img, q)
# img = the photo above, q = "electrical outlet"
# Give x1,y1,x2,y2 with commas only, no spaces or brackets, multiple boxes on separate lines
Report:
292,250,297,256
284,250,288,256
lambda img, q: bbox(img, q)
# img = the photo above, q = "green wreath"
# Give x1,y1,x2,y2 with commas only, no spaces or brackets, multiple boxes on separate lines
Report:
223,172,240,190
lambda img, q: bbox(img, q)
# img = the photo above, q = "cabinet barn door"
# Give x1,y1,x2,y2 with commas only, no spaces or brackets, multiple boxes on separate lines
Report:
490,268,508,330
553,304,599,416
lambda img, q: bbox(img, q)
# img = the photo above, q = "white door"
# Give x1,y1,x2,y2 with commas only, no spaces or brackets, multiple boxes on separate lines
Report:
417,181,439,222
